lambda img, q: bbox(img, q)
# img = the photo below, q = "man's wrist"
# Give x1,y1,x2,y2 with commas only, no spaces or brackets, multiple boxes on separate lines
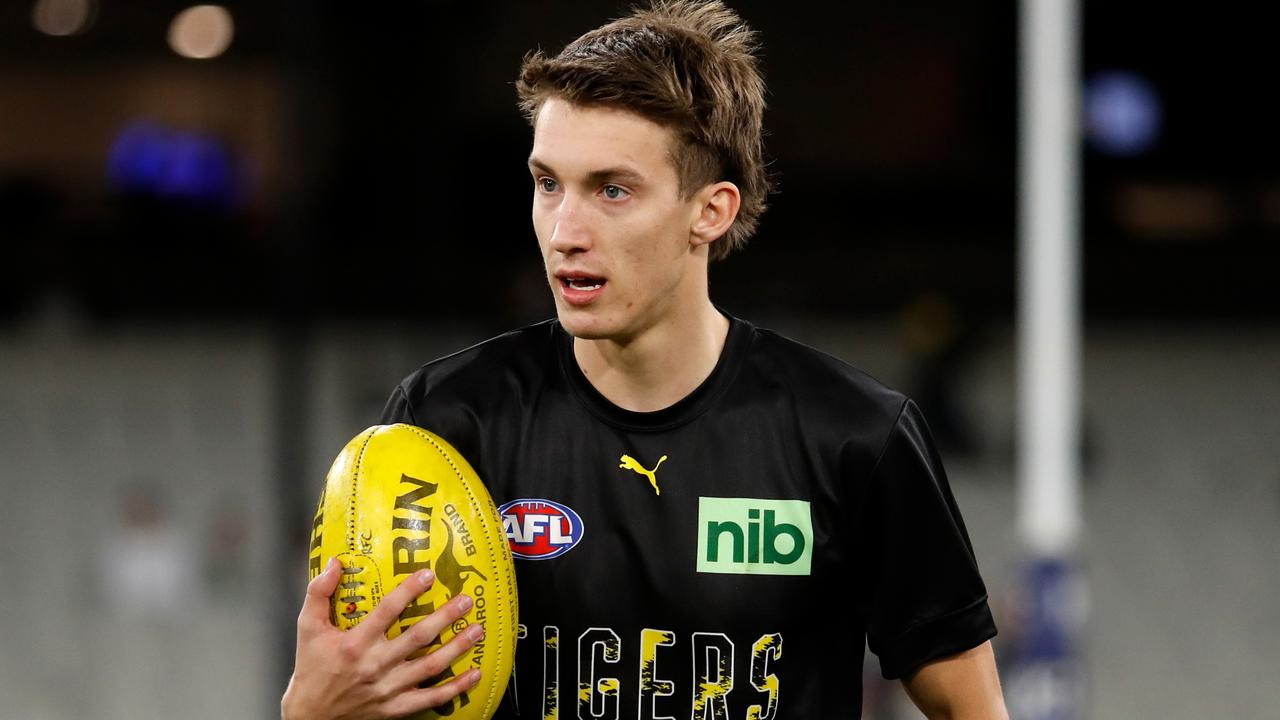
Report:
280,681,307,720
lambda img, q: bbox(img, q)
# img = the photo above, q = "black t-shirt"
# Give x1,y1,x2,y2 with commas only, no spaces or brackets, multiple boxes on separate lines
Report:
379,313,996,719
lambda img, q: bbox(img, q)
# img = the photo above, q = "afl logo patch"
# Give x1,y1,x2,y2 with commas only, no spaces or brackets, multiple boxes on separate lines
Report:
498,498,584,560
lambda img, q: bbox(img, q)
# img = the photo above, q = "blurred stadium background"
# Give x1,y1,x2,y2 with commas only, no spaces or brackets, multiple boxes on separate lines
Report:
1,1,1277,718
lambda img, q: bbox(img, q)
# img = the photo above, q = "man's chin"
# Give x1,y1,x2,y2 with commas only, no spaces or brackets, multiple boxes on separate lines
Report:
555,306,614,340
558,320,612,341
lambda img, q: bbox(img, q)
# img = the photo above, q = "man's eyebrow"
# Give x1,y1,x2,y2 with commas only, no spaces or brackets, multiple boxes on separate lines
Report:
527,156,647,185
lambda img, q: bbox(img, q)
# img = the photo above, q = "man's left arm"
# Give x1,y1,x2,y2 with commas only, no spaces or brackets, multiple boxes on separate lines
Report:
901,639,1009,720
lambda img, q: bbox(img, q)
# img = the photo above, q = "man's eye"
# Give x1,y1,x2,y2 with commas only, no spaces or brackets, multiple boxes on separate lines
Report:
538,177,558,193
602,184,629,200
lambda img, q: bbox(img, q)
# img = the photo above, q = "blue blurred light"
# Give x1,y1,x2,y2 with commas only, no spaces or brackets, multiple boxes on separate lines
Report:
107,120,240,208
1084,70,1162,157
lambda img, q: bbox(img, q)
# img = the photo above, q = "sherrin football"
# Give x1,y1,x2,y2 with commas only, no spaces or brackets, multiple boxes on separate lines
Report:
309,423,518,719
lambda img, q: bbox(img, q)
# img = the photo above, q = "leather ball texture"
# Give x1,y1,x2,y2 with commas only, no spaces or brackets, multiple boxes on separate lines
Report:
309,423,518,719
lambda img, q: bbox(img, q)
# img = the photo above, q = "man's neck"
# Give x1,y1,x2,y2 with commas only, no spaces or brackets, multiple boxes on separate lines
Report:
572,300,730,413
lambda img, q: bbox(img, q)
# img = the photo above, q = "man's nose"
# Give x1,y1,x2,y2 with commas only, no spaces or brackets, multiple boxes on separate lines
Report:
548,193,592,254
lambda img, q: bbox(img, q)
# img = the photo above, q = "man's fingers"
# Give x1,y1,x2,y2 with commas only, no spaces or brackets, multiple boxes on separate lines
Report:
386,621,484,690
352,568,437,644
382,592,475,662
297,557,341,632
380,668,482,719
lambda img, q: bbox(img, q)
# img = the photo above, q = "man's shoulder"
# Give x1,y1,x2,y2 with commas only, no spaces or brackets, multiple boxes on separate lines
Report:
743,320,908,426
394,319,559,402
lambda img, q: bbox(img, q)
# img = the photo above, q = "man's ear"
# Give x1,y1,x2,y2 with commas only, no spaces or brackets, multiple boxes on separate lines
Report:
689,181,741,248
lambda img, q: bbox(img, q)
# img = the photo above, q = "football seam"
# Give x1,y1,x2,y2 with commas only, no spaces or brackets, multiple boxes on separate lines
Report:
332,427,378,628
404,426,511,718
346,427,378,554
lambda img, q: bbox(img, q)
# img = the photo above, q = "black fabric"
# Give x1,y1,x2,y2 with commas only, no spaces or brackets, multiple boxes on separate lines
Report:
379,312,996,718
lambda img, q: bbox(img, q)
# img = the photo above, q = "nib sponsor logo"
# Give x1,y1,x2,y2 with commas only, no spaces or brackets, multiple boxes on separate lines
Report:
498,498,584,560
697,497,813,576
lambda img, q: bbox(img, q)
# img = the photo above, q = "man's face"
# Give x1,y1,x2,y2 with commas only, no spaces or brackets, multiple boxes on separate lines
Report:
528,98,704,342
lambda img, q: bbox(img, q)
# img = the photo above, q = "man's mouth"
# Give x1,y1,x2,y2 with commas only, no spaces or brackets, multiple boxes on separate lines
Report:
559,276,606,292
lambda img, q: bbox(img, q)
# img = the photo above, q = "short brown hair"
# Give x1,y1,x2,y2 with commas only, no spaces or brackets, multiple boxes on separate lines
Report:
515,0,771,260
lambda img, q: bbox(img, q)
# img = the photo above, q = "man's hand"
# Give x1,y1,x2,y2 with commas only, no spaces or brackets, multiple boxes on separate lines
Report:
281,557,485,720
901,640,1008,720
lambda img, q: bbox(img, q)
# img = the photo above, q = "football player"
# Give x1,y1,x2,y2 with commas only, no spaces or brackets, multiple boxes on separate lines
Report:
283,2,1008,718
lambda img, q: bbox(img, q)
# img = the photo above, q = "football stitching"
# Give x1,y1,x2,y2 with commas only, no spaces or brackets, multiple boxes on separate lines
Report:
405,426,509,717
347,428,377,553
339,563,369,621
339,428,377,628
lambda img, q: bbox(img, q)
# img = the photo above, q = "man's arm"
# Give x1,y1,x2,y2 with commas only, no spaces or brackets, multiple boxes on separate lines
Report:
901,640,1009,720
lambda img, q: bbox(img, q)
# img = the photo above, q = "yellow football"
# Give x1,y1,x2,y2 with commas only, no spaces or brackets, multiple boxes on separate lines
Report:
309,423,518,719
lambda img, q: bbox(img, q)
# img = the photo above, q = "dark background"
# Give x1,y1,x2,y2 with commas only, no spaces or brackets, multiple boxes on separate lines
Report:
3,0,1276,334
3,4,1279,719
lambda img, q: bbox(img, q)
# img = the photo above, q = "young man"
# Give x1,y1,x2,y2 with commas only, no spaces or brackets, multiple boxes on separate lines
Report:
284,2,1007,718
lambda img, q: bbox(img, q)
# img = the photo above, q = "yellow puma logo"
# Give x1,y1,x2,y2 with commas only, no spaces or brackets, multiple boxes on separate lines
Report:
619,454,668,496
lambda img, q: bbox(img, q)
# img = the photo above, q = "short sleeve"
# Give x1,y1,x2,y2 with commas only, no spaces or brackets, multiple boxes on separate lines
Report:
861,399,997,679
379,384,418,426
